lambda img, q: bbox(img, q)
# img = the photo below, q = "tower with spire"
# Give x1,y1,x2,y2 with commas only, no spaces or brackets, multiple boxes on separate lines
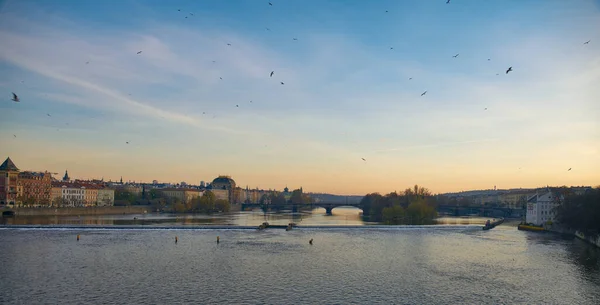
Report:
62,170,70,182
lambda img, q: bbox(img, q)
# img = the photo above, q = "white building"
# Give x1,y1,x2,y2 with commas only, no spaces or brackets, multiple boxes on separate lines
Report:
52,183,85,207
526,189,560,226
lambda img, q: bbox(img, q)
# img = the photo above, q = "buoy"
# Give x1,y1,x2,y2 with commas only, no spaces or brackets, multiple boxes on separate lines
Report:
217,236,220,243
77,234,80,241
309,238,313,245
175,236,178,243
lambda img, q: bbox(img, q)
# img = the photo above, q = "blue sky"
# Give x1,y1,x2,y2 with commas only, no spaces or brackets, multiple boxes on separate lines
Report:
0,0,599,194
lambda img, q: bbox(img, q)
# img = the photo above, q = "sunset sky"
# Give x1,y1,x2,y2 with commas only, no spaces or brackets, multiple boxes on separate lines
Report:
1,0,598,195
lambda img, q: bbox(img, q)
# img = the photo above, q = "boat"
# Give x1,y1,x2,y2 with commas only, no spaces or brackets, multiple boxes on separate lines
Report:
517,224,545,232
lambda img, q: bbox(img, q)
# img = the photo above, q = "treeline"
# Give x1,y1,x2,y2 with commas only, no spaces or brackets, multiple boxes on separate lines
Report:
555,187,600,235
360,185,438,225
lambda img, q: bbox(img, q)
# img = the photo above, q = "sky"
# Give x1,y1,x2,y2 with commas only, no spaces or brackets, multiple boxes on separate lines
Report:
0,0,599,195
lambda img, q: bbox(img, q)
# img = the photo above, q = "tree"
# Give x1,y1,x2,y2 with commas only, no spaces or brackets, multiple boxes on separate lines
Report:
215,199,230,212
360,186,438,224
555,188,600,235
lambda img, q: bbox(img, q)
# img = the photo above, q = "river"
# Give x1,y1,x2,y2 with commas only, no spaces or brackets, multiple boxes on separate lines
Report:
1,212,599,304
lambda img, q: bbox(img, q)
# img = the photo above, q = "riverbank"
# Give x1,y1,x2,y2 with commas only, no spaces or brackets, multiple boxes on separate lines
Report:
2,206,151,216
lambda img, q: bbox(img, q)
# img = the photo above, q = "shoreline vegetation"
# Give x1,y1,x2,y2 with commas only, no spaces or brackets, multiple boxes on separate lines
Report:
360,185,438,225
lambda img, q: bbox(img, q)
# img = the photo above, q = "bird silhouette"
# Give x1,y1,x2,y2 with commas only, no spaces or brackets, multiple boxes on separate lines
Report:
409,77,413,80
280,81,285,85
447,0,451,3
227,43,231,46
47,113,51,117
385,10,388,13
453,53,459,58
85,61,89,64
269,2,273,6
421,91,427,96
178,9,181,11
487,58,491,61
13,134,16,138
270,71,274,77
390,47,394,50
568,168,572,171
190,12,194,16
266,28,270,31
219,77,223,80
126,141,129,144
236,105,239,107
293,38,298,41
506,66,513,74
137,51,142,54
484,108,487,110
309,239,313,245
361,158,366,161
583,40,590,45
11,92,19,102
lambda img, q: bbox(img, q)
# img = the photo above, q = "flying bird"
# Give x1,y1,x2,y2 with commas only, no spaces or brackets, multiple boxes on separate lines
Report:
270,71,274,77
583,40,590,45
227,43,231,46
269,2,272,6
137,51,142,54
361,158,366,161
293,38,298,41
178,9,181,11
447,0,451,3
47,113,51,117
453,53,459,58
85,61,89,64
250,100,253,103
11,92,19,102
280,81,285,85
13,134,16,138
421,91,427,96
506,66,513,74
190,13,194,16
266,28,270,31
236,105,239,108
484,108,487,110
385,10,388,13
203,112,206,115
568,168,572,171
409,77,412,80
487,58,491,61
126,141,129,144
219,77,223,80
390,47,394,50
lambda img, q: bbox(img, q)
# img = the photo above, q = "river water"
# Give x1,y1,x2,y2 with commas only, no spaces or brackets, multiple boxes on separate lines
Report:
1,212,599,304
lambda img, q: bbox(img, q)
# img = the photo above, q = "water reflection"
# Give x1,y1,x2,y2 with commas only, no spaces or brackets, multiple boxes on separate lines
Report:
0,207,509,227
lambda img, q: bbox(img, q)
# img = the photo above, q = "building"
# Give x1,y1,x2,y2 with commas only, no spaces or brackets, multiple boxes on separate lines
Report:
52,182,86,207
526,188,561,226
17,171,53,206
0,157,20,206
161,188,202,204
82,184,99,206
211,189,229,202
62,170,70,182
499,190,535,209
97,187,115,206
211,176,236,204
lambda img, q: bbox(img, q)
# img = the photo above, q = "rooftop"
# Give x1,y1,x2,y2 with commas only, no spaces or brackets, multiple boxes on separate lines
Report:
0,157,19,171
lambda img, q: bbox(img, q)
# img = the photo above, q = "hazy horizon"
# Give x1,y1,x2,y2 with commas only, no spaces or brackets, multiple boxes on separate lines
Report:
1,0,599,195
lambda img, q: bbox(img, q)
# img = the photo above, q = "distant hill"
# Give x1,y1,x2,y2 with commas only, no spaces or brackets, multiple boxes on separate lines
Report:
308,193,363,204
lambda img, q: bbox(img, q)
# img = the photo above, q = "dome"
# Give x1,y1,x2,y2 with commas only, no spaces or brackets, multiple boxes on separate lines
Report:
212,176,236,185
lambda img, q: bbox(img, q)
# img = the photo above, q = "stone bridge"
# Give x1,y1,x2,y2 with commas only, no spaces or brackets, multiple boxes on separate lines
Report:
240,202,362,215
